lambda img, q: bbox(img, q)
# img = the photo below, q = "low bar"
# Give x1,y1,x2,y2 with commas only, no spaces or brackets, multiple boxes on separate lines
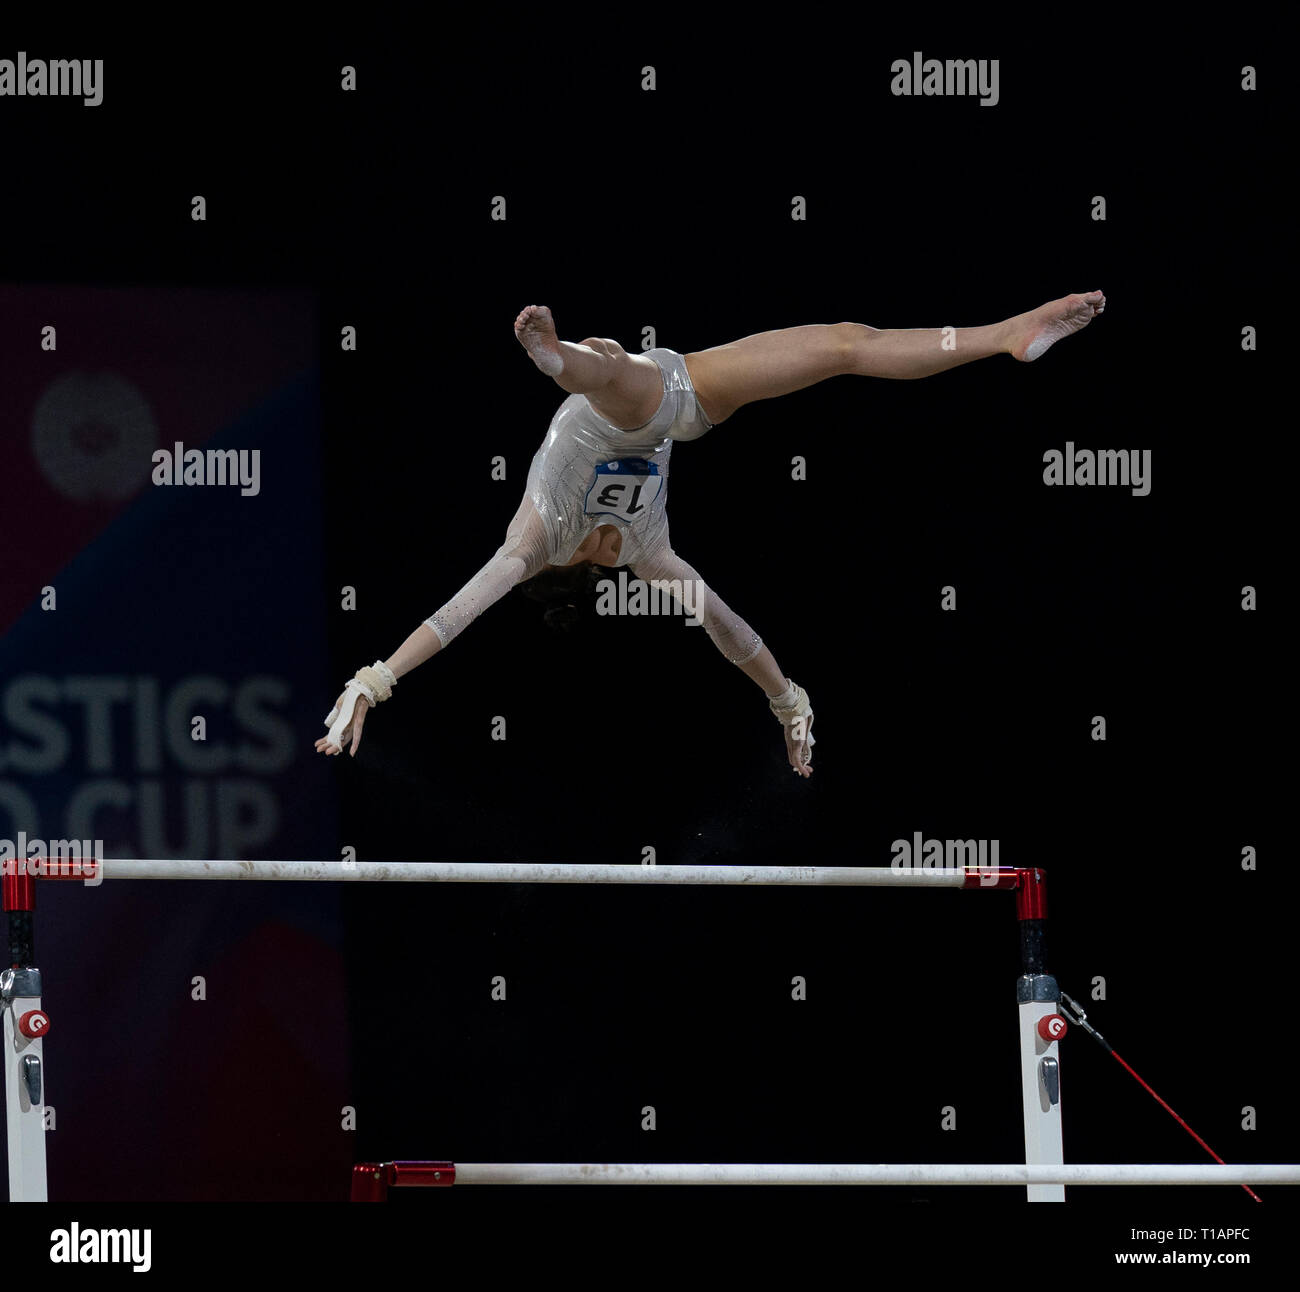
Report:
357,1161,1300,1190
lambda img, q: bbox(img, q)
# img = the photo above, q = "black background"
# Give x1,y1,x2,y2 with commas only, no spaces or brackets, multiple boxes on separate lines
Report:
2,14,1289,1279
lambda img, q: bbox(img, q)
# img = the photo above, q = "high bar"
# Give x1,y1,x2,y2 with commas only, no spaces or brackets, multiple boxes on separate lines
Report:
367,1161,1300,1187
36,860,985,887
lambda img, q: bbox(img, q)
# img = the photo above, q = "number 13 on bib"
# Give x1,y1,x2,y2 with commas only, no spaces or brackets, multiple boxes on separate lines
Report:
583,458,664,522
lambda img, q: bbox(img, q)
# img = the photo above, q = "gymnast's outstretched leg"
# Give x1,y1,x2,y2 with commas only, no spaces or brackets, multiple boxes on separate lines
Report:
514,304,665,429
515,294,1105,427
679,292,1105,424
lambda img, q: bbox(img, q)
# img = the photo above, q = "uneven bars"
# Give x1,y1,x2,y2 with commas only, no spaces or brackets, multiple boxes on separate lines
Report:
355,1162,1300,1189
33,860,987,887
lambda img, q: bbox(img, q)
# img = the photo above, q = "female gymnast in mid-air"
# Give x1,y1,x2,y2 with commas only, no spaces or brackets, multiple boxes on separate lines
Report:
317,293,1105,777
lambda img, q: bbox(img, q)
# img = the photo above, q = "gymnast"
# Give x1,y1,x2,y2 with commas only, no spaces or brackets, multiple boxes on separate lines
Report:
317,294,1105,777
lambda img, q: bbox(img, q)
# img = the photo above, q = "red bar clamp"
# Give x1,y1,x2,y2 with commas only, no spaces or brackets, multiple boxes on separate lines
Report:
351,1161,456,1201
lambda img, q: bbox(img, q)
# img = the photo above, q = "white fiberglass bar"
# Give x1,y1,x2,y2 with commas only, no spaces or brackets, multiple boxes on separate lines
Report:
449,1162,1300,1187
61,861,974,887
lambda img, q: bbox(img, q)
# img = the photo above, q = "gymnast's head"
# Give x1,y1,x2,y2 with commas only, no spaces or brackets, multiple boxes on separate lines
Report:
516,561,611,632
514,524,625,632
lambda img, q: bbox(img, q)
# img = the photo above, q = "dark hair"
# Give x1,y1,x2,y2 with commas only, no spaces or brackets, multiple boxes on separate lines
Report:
516,562,614,632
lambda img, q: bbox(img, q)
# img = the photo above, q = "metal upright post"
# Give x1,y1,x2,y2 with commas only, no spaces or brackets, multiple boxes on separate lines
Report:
3,860,50,1202
1013,868,1065,1202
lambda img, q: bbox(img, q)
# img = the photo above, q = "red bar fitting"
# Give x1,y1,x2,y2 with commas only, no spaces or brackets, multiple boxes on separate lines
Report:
391,1161,456,1187
351,1161,457,1201
39,858,100,881
1014,867,1048,921
2,863,36,913
959,866,1047,918
352,1163,389,1202
4,855,99,896
960,867,1019,891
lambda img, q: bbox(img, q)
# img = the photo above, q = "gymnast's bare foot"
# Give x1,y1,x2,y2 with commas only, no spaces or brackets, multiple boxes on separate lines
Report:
1006,291,1106,361
515,304,564,376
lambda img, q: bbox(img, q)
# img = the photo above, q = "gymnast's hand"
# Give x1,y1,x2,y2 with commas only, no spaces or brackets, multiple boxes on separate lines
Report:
315,689,370,757
768,680,815,780
783,713,814,779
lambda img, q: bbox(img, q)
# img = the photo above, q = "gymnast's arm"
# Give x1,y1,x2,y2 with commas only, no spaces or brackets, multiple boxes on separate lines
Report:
316,497,548,756
629,546,815,778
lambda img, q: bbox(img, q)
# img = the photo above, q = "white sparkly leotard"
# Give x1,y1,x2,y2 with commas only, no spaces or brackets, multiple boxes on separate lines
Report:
424,348,763,665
